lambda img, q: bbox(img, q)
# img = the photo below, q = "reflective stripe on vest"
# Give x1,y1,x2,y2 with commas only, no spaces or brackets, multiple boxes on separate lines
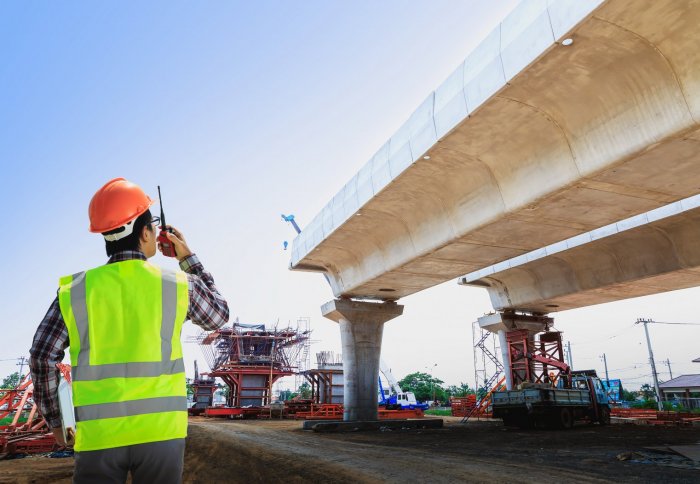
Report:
59,260,189,452
71,358,186,381
75,396,188,422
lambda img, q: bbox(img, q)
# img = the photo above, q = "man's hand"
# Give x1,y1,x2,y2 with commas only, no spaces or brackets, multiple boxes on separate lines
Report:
52,426,75,448
159,225,193,261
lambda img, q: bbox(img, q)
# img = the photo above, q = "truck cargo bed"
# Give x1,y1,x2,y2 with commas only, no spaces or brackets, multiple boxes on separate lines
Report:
492,388,591,408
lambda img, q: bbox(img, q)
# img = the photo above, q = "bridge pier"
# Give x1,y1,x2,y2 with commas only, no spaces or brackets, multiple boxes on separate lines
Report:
478,312,552,390
321,299,403,421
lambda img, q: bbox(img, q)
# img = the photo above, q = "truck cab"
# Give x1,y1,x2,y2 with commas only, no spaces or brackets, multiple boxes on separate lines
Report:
378,377,429,410
394,392,419,408
569,372,610,407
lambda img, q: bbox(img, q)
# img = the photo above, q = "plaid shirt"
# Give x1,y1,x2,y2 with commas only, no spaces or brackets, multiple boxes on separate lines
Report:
29,250,229,428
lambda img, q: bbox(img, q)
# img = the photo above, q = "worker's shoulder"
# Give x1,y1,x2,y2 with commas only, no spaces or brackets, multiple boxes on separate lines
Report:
59,260,187,286
58,271,85,287
142,261,188,280
148,263,191,290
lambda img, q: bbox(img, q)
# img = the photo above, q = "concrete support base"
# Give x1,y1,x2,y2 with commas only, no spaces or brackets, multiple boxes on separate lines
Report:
321,299,403,421
303,418,443,432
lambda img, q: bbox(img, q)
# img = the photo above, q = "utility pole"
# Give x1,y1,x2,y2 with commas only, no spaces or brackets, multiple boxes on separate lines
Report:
565,341,574,369
663,358,673,380
425,364,437,405
16,356,28,389
636,318,663,411
600,353,609,383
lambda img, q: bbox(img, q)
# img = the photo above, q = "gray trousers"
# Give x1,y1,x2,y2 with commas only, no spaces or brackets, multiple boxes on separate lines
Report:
73,438,185,484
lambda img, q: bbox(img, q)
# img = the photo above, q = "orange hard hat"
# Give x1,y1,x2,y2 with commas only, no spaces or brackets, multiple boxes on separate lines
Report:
88,178,153,234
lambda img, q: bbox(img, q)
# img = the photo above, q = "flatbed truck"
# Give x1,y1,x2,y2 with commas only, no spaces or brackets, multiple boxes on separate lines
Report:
492,371,611,429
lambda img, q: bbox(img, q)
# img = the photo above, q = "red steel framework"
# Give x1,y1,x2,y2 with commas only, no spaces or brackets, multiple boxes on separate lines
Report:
0,364,71,455
463,327,571,423
195,321,310,407
303,351,344,404
187,360,217,416
507,329,570,388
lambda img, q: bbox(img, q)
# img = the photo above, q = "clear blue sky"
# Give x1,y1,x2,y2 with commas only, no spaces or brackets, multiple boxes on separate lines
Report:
1,1,697,391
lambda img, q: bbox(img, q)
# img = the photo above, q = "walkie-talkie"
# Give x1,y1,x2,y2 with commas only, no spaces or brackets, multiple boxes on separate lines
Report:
157,186,177,258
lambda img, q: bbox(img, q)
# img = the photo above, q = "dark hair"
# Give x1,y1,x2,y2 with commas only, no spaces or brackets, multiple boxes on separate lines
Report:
103,209,153,257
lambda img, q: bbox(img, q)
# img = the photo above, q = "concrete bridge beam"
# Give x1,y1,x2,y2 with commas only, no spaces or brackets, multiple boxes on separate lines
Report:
321,299,403,421
291,0,700,305
461,195,700,313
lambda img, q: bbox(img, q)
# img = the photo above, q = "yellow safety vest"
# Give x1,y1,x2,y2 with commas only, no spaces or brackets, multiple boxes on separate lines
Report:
58,260,189,452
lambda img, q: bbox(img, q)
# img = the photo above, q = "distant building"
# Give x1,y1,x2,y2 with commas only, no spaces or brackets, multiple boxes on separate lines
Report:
659,375,700,409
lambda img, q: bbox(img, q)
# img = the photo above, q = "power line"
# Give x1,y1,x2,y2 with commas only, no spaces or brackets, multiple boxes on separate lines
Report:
622,375,654,382
642,321,700,326
608,365,645,372
569,323,636,347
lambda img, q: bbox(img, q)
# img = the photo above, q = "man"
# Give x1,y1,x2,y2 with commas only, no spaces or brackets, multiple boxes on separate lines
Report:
29,178,229,483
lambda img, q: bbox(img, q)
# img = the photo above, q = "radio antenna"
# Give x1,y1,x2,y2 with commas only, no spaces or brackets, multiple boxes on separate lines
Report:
157,185,166,227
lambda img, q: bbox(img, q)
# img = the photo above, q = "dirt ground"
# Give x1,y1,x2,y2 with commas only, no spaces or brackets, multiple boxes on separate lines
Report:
1,417,698,483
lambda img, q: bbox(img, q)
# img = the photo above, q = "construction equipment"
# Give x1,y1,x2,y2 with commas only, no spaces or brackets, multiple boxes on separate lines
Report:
377,360,428,410
491,327,611,429
280,214,332,286
459,376,506,422
461,322,506,422
303,351,344,405
450,395,476,417
506,329,572,388
0,365,72,455
157,185,176,257
281,214,301,234
194,321,310,408
187,361,217,416
281,214,299,251
493,370,611,429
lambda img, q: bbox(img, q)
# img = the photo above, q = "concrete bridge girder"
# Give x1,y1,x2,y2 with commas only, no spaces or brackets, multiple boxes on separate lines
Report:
461,197,700,313
292,0,700,302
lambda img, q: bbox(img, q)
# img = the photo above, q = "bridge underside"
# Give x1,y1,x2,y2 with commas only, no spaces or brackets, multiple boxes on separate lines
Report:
460,196,700,313
292,0,700,301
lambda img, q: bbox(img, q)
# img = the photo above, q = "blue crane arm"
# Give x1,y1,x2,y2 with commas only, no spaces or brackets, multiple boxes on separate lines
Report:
281,214,302,234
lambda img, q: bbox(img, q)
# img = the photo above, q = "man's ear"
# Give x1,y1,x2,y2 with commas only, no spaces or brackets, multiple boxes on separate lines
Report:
141,224,153,242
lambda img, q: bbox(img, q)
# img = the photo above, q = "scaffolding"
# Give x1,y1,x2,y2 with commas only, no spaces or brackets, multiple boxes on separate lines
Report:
188,360,217,415
293,317,312,393
463,321,505,422
303,351,344,404
194,319,311,407
472,320,504,398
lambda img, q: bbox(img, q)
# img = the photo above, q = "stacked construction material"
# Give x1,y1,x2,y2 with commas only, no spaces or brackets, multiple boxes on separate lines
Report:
284,398,313,417
293,404,424,420
449,395,476,417
611,408,700,426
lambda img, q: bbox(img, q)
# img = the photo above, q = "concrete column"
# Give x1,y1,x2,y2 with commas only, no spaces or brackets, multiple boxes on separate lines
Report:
321,299,403,421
